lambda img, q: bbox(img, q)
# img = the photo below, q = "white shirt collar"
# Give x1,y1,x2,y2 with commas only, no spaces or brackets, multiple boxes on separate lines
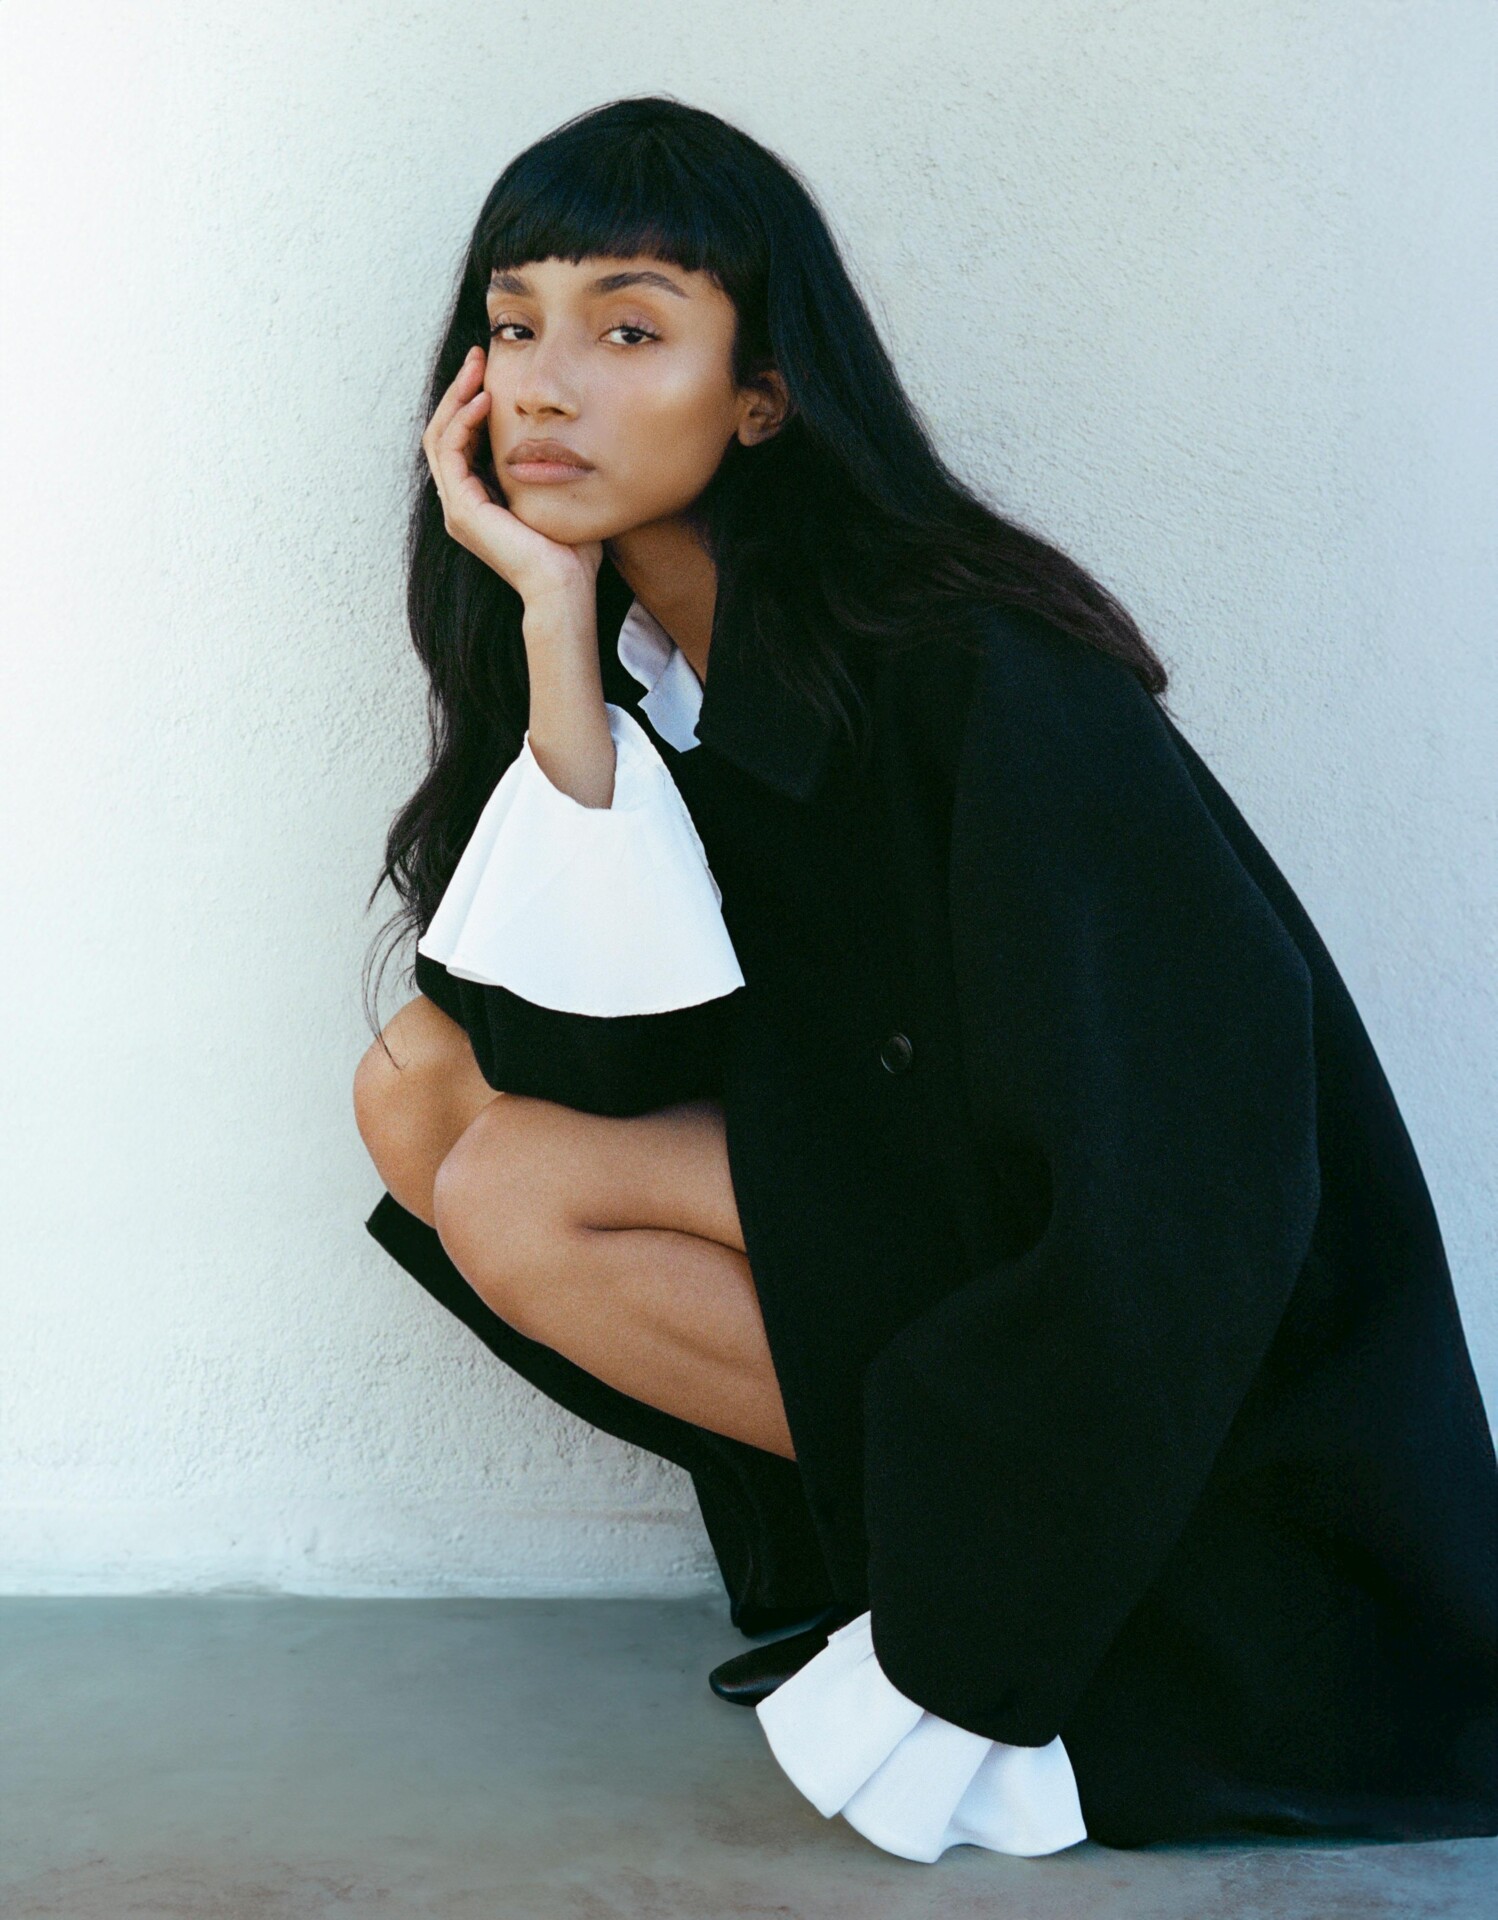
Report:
615,597,704,753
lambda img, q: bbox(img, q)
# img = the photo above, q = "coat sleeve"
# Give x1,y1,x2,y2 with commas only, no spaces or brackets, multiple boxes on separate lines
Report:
413,700,744,1117
860,614,1321,1746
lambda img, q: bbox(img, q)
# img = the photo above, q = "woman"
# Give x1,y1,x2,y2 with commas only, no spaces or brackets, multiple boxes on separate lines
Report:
353,96,1498,1861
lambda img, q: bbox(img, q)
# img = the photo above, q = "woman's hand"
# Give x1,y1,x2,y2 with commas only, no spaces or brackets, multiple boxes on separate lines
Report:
422,346,602,613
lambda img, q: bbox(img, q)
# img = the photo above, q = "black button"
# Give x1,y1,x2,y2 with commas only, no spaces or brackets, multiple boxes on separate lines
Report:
878,1030,914,1073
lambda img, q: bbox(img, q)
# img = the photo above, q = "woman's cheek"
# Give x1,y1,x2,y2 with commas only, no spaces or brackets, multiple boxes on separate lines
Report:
615,450,696,521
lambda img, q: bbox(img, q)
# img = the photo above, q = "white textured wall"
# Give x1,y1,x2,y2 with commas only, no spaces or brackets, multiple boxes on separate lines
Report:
2,3,1493,1597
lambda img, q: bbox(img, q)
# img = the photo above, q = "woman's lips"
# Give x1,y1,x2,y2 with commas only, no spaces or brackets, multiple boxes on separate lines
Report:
505,459,596,483
505,440,595,483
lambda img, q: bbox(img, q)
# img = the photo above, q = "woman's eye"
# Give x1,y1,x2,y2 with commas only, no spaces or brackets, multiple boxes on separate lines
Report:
485,319,661,345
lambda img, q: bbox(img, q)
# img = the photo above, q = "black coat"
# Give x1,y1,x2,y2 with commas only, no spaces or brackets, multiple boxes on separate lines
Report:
365,559,1498,1848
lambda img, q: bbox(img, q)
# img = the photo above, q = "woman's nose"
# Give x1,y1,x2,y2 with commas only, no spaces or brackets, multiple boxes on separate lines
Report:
510,341,579,418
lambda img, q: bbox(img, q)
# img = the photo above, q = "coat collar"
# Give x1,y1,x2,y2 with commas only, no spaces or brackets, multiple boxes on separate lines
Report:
597,555,838,805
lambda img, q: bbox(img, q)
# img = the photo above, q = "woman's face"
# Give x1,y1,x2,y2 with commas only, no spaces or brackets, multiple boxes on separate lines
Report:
482,254,784,543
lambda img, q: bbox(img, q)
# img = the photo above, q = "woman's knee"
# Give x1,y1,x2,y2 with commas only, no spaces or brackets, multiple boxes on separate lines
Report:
353,1038,403,1171
353,1025,423,1152
353,1032,402,1147
352,995,477,1185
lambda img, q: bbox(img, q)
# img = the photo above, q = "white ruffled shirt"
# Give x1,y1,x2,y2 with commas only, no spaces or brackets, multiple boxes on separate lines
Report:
416,600,743,1016
417,596,1089,1864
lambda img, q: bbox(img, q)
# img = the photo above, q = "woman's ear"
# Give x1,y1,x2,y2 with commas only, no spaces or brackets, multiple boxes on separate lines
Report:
737,369,794,447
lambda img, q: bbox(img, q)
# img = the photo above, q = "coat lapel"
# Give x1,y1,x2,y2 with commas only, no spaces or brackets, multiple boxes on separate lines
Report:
597,554,838,805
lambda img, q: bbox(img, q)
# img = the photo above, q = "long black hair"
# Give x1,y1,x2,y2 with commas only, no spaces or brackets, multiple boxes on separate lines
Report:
362,93,1170,1045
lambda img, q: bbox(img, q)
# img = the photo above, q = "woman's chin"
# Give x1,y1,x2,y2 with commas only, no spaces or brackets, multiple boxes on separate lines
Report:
503,495,619,546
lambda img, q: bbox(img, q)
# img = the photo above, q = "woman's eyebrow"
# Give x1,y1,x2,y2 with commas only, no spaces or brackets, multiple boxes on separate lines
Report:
488,268,690,298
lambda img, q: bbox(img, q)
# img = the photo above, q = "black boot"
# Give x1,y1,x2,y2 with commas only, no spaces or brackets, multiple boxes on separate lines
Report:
707,1602,861,1707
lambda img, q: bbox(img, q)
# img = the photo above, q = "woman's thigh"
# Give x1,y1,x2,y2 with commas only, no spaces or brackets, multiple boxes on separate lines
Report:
437,1092,746,1258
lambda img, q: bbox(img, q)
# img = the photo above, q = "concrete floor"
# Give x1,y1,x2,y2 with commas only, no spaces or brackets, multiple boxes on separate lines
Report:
2,1595,1493,1919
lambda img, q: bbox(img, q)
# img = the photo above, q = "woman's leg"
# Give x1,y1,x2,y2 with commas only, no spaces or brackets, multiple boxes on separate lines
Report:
354,997,793,1460
352,994,499,1227
430,1093,796,1461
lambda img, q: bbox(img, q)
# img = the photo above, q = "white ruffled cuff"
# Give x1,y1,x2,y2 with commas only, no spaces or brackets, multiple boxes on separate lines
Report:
416,703,745,1018
755,1610,1088,1863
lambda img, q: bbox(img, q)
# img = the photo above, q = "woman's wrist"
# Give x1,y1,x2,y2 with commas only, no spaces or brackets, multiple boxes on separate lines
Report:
521,594,617,810
520,580,597,642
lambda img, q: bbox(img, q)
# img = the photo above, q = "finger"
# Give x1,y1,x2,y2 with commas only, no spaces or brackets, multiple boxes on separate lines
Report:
422,349,485,452
431,389,490,493
439,387,490,444
424,375,487,510
430,393,499,533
